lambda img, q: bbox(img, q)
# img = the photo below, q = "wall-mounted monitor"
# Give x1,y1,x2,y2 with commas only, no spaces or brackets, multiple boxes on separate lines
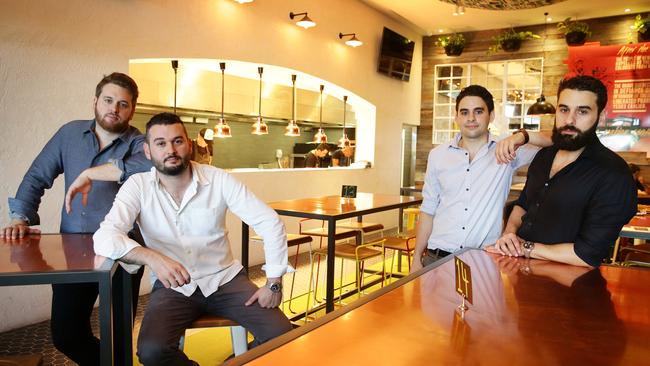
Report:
377,27,415,82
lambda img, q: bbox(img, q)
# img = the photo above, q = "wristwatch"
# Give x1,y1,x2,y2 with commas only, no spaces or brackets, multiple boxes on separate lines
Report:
513,128,529,145
266,281,282,294
522,241,535,259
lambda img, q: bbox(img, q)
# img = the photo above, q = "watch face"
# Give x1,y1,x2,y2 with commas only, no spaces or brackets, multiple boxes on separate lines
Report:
523,241,533,250
269,282,282,293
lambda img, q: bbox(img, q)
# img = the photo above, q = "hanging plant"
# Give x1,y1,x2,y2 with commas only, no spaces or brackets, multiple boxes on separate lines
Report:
435,33,466,56
487,29,539,54
557,17,592,46
633,14,650,42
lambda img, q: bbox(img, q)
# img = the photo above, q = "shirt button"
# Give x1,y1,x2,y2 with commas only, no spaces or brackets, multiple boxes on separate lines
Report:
466,168,470,172
464,208,468,211
81,212,85,216
544,183,549,187
466,188,469,191
535,203,540,207
462,227,465,230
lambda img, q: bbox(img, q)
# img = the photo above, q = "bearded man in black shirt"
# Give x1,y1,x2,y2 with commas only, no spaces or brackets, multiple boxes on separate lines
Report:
487,76,637,267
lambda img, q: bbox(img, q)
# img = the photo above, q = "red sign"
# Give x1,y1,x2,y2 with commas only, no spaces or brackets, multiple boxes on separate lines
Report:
565,42,650,156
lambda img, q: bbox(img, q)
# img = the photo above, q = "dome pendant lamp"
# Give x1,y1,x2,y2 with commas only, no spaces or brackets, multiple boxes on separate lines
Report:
284,74,300,137
313,84,328,143
527,13,556,117
338,95,351,148
251,66,269,135
214,62,232,138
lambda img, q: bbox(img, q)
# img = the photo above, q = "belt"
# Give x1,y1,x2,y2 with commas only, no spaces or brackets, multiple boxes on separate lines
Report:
427,248,452,258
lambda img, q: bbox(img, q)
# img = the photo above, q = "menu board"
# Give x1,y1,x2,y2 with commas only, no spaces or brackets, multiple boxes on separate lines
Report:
565,42,650,156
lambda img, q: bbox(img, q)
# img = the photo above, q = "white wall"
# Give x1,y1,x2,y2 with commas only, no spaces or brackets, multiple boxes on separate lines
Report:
0,0,422,331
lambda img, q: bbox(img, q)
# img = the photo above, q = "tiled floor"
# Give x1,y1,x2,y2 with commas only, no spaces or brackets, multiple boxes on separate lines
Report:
0,243,395,365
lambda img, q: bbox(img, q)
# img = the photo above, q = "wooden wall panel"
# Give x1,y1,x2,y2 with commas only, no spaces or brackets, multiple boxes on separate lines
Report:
416,13,644,181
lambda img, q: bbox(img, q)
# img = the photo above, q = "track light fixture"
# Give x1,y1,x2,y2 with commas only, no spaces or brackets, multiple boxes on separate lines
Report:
339,33,363,47
289,11,316,29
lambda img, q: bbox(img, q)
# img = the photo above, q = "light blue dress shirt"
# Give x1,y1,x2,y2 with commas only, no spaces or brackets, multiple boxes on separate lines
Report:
421,133,538,252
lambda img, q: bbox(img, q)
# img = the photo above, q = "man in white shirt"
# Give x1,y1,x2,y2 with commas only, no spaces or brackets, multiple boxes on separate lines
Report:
411,85,550,272
93,112,292,365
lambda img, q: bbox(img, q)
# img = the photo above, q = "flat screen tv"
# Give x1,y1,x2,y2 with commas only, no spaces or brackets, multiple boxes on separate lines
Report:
377,27,415,82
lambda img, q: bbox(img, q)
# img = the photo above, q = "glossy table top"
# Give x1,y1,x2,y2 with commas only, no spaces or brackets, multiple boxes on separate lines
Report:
234,250,650,366
267,193,421,218
0,233,112,275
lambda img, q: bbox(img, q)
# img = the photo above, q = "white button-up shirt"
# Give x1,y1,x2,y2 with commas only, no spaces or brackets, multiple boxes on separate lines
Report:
421,133,537,252
94,161,288,297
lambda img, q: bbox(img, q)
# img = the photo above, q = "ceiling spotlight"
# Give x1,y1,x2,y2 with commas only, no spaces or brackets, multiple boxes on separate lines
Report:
624,8,631,12
453,6,459,16
438,29,444,33
339,33,363,47
234,0,253,3
459,6,465,15
289,12,316,29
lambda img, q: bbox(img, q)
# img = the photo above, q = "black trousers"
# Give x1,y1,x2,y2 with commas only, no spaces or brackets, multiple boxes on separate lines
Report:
50,266,144,366
137,270,292,366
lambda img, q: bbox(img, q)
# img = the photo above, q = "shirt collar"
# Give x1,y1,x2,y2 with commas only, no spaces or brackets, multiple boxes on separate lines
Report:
449,132,497,149
84,119,138,143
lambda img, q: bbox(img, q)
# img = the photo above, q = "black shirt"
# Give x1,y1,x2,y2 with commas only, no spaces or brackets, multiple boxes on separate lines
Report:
515,139,637,266
332,149,352,167
304,150,326,168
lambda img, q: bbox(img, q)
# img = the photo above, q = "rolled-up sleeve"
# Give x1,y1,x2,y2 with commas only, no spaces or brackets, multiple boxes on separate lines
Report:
114,135,152,184
93,176,143,263
220,173,289,278
8,127,66,225
574,171,637,266
420,149,441,216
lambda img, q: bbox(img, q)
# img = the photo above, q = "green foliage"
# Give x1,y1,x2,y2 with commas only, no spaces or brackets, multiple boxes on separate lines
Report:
487,29,540,54
557,17,592,37
435,33,466,48
633,14,650,34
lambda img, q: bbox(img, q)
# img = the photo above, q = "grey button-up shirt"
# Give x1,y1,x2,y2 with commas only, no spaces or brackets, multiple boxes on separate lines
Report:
9,119,151,233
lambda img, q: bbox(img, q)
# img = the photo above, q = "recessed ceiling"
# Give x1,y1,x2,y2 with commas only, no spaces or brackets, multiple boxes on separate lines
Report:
361,0,650,35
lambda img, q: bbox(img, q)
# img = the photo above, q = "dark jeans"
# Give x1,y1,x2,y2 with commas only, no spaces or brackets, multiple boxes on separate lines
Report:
51,266,144,366
421,248,452,267
137,270,292,366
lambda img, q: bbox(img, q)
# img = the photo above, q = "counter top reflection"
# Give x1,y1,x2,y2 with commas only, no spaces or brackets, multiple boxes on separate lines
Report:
228,250,650,365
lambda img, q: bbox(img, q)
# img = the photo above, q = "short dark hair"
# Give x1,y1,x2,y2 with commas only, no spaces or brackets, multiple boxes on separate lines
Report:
145,113,188,142
95,72,139,105
316,143,329,151
557,75,607,115
630,163,640,174
456,85,494,113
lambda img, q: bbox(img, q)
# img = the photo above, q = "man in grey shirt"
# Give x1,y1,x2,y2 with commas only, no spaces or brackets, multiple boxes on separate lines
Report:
2,72,151,365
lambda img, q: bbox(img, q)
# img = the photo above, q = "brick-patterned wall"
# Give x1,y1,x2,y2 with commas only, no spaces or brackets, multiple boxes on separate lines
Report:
417,13,642,180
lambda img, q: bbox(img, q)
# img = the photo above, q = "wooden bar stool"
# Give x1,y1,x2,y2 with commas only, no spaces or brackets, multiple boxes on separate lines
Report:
336,221,385,243
251,233,313,313
179,315,248,356
403,207,420,231
299,219,360,305
306,238,386,320
383,232,417,275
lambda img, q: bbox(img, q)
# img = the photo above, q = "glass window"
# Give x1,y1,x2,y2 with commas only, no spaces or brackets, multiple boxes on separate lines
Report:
432,58,544,144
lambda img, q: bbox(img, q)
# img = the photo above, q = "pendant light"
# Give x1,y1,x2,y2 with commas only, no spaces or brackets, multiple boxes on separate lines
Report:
284,74,300,137
313,84,327,143
527,12,556,116
214,62,232,138
171,60,178,113
338,95,351,147
251,66,269,135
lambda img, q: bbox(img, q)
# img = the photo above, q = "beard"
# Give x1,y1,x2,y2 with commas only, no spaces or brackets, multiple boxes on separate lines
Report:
95,107,129,134
551,122,598,151
152,153,190,176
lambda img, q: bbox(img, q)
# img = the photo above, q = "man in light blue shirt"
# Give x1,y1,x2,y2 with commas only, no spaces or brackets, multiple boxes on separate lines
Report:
412,85,548,271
